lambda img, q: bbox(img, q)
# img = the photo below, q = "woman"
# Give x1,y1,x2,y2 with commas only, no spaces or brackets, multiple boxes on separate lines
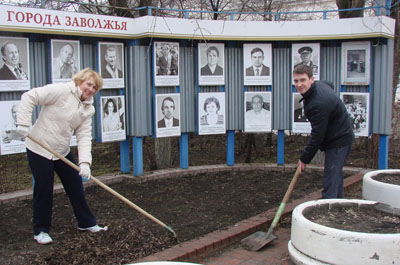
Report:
200,46,223,76
16,68,107,245
200,97,224,125
103,98,121,132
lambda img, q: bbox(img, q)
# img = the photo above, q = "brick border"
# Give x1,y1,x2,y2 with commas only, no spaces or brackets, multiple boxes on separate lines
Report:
0,163,370,263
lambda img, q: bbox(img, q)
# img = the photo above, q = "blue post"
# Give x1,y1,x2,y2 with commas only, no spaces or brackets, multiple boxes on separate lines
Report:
277,130,284,165
378,134,389,169
180,133,189,169
120,138,130,173
227,130,235,166
133,136,143,176
386,0,391,16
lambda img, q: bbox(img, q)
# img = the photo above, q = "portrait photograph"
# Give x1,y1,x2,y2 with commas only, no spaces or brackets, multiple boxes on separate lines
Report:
155,93,181,138
100,95,126,142
198,43,225,86
198,92,226,135
243,44,272,86
340,92,370,137
51,39,80,83
292,43,320,82
154,41,179,87
341,41,371,85
0,100,26,155
0,37,30,91
292,92,311,134
244,91,272,132
98,42,124,89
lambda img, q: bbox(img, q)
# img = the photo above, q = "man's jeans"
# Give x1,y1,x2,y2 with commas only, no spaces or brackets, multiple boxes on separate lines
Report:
322,144,352,199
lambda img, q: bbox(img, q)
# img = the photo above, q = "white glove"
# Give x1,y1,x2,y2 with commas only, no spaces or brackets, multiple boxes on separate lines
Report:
16,125,30,138
79,163,91,182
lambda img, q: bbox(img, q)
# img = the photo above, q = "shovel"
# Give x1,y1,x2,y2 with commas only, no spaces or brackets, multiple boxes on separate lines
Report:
241,165,301,251
27,134,177,238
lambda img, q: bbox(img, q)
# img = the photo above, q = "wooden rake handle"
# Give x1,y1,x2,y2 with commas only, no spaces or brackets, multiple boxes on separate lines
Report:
27,134,176,237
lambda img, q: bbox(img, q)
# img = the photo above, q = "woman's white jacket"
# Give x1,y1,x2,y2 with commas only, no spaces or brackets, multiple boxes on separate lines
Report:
17,81,95,165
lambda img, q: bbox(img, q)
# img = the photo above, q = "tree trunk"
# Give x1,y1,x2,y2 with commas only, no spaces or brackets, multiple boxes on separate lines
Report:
155,137,172,169
336,0,365,18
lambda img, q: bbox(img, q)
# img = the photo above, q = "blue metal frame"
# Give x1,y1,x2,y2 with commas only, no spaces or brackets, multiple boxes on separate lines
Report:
133,136,143,176
378,135,389,169
277,130,285,165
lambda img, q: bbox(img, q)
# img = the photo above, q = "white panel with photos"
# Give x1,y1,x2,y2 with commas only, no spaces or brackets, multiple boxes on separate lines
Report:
51,39,80,83
198,43,225,86
292,93,311,134
0,100,26,155
340,92,370,137
0,37,30,91
155,93,181,138
98,42,125,89
154,42,179,87
292,43,320,82
244,91,272,132
243,44,272,86
100,95,126,142
341,41,370,85
198,92,226,135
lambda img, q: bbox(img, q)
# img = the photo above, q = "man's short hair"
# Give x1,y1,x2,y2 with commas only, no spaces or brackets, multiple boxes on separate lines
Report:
250,47,264,56
60,43,74,54
251,94,264,103
206,46,219,57
161,97,175,111
105,46,117,55
293,65,313,78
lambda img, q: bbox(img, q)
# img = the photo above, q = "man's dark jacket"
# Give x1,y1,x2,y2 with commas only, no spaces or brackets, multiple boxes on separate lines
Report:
300,81,354,164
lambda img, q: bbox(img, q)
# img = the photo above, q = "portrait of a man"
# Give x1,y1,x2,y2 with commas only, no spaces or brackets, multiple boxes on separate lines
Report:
102,45,123,79
155,42,178,76
245,47,270,76
292,43,320,81
52,40,80,81
157,96,179,128
243,43,272,86
0,40,28,81
0,100,26,155
244,92,272,132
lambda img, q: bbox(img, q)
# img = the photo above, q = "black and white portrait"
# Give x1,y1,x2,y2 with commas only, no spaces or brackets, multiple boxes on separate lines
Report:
51,39,80,83
0,37,30,91
99,42,124,89
243,44,272,86
292,43,320,81
292,92,311,134
154,42,179,87
341,92,370,137
341,41,370,85
244,91,272,132
0,100,26,155
198,43,225,86
198,92,226,135
156,93,181,138
100,95,126,142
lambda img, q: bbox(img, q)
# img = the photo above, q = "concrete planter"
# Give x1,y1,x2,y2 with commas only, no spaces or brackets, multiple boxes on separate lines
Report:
288,199,400,265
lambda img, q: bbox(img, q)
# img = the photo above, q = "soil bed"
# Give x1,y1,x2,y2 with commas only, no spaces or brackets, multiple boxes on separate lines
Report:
1,168,352,265
303,203,400,234
373,173,400,185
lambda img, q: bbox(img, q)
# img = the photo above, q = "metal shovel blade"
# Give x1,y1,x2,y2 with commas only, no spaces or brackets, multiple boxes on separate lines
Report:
241,231,277,251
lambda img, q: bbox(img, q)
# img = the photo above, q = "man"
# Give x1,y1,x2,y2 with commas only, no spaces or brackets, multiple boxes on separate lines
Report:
2,104,25,143
200,46,223,76
0,41,28,80
53,43,78,79
157,44,172,76
294,65,354,199
245,47,270,76
245,94,270,126
157,97,179,128
294,46,318,75
101,46,123,79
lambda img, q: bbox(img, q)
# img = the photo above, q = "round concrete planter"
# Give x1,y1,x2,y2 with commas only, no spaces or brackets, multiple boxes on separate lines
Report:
363,169,400,212
288,199,400,265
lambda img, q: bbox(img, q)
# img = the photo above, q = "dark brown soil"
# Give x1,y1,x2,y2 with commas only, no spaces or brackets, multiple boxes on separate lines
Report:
0,168,350,265
304,202,400,234
373,173,400,185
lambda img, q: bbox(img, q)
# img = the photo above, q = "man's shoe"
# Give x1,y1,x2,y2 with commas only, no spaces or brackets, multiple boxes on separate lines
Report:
34,232,53,245
78,225,108,233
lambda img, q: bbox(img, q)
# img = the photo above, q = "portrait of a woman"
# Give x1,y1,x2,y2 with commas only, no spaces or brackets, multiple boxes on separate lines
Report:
102,98,121,132
200,97,224,125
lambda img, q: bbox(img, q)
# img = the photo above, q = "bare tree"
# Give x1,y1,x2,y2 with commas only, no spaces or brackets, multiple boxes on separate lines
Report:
336,0,366,18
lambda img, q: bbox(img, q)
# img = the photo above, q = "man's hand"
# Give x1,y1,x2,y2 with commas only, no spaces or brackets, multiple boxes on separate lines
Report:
298,160,307,174
79,163,91,182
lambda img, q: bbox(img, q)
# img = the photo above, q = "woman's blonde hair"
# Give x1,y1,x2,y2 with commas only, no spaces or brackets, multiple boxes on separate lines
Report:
72,67,103,92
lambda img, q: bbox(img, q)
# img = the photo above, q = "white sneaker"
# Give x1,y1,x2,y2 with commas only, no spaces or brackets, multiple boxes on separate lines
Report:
34,232,53,245
78,225,108,233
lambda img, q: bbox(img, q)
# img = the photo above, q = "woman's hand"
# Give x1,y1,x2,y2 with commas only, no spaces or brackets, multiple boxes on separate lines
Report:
79,163,91,182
